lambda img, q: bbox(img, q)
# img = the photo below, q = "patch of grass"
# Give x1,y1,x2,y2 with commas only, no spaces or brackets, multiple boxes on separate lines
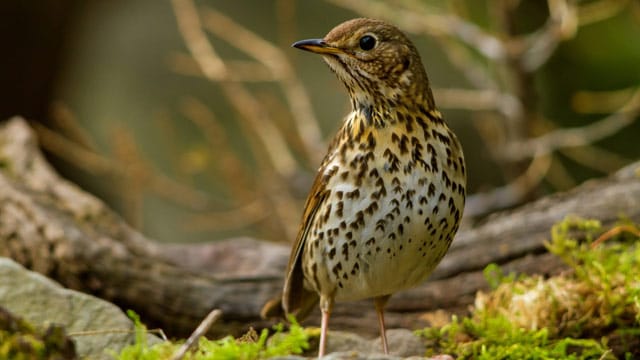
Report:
117,311,308,360
419,216,640,359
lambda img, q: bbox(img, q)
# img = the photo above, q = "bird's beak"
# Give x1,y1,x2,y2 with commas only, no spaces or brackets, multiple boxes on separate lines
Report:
292,39,343,55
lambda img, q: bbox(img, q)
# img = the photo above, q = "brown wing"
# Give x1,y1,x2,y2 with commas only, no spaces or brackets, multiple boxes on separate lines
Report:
260,128,345,320
259,171,327,320
281,167,330,319
281,128,348,319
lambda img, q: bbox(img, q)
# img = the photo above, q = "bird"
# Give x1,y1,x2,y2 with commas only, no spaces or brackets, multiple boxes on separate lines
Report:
265,18,466,357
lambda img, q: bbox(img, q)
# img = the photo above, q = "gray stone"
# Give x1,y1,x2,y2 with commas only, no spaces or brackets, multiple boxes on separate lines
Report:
325,329,426,357
268,328,450,359
0,257,160,359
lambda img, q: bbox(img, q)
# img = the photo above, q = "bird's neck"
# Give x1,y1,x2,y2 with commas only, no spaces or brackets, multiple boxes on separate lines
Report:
348,87,436,122
344,91,442,142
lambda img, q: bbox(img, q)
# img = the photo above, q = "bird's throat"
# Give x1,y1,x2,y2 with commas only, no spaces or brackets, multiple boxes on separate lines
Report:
346,97,439,141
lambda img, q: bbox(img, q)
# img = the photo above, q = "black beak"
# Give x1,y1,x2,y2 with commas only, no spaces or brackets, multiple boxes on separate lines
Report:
292,38,343,55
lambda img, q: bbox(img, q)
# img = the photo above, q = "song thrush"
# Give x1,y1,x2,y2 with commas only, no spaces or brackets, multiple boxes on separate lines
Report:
273,18,466,357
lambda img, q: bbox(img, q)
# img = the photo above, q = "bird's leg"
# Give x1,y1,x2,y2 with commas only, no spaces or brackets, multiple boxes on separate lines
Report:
318,295,334,358
374,295,391,354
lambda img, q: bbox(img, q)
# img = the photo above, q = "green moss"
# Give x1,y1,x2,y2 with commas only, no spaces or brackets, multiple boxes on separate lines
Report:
421,314,609,359
419,216,640,359
118,217,639,359
117,311,309,360
0,306,77,360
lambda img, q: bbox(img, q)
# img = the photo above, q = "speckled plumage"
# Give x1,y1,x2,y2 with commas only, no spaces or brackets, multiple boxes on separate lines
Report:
282,18,466,357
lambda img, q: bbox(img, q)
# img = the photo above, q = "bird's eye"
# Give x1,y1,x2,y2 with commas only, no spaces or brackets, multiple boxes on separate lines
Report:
359,35,376,51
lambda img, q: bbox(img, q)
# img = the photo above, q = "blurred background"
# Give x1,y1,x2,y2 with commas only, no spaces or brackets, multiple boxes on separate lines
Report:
1,0,639,244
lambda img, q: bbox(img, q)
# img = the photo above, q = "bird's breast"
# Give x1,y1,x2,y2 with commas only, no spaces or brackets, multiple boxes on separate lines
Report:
302,116,466,302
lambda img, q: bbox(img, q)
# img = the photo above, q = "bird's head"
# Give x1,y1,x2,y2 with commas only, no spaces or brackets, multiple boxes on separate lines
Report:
293,18,434,111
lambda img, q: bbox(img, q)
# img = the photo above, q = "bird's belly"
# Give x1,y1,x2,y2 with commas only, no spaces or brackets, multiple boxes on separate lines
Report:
302,152,464,302
329,193,455,302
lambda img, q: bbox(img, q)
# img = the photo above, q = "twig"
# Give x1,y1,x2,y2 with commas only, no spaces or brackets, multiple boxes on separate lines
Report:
437,36,500,91
200,6,325,162
572,87,639,114
110,125,146,228
519,0,578,71
465,154,553,217
276,0,297,50
490,0,534,149
170,0,227,80
503,88,640,161
222,81,299,178
174,0,324,164
560,146,632,174
169,54,277,82
185,198,268,232
170,309,223,360
434,88,522,119
328,0,507,61
33,123,211,209
496,0,628,72
179,96,255,202
171,0,298,179
200,8,289,80
49,102,98,151
544,155,578,190
471,112,509,163
327,0,508,95
591,224,640,248
577,0,631,26
172,0,309,240
68,328,168,341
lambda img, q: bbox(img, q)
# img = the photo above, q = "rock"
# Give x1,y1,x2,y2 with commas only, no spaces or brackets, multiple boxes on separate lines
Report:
271,328,449,359
323,352,408,360
271,351,451,360
322,353,452,360
324,329,425,357
0,257,160,359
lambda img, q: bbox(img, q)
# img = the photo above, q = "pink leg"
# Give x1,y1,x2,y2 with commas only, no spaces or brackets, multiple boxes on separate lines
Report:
318,295,334,358
374,295,391,354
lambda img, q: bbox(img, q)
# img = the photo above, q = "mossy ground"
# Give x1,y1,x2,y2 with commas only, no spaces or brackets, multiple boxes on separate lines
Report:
117,217,639,359
116,312,308,360
0,306,77,360
418,217,640,359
